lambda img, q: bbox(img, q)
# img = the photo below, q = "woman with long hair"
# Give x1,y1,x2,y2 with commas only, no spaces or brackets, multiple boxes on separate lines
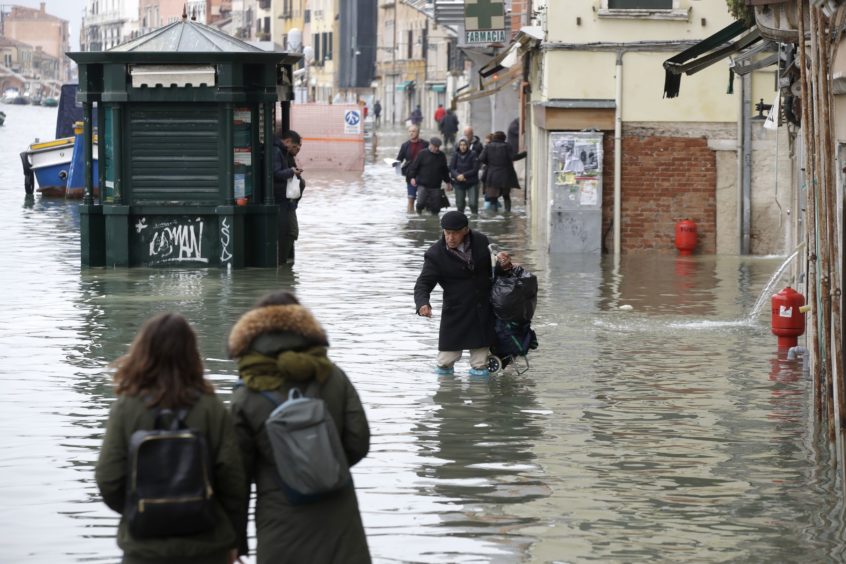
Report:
96,312,246,564
479,130,526,212
228,290,371,564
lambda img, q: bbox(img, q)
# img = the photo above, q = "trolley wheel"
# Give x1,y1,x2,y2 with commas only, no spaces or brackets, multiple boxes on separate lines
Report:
487,355,503,373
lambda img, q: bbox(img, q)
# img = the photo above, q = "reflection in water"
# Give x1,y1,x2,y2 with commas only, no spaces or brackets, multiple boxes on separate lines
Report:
410,375,547,561
1,109,846,562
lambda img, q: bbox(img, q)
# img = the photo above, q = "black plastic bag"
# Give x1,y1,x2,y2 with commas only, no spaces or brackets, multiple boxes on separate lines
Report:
490,266,537,323
439,189,451,209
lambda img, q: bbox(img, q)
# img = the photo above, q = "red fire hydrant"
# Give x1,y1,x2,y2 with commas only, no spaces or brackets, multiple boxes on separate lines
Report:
675,219,697,256
771,286,806,348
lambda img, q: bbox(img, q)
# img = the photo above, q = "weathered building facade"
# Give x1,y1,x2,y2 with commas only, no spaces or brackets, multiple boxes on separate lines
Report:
522,0,788,256
375,0,458,128
4,3,70,81
306,0,339,102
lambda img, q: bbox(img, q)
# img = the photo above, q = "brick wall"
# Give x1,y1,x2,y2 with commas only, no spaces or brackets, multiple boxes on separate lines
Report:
601,134,717,254
511,0,527,38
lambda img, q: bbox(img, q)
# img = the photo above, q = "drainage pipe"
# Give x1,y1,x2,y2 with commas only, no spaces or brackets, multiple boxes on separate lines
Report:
741,74,752,255
788,345,810,373
614,50,623,257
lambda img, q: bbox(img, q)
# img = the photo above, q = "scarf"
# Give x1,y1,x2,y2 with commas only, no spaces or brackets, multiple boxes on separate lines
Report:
238,346,333,392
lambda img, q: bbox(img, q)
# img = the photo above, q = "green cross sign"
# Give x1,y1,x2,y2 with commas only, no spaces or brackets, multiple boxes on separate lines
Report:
465,0,505,32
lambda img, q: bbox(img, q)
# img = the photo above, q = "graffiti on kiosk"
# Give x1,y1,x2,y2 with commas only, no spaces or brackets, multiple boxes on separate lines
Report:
220,217,232,263
146,217,209,264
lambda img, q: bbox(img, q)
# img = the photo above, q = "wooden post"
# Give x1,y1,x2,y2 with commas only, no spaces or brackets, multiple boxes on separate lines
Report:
799,0,825,422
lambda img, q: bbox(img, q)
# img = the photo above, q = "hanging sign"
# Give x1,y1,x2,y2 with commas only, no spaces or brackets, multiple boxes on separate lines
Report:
464,0,506,45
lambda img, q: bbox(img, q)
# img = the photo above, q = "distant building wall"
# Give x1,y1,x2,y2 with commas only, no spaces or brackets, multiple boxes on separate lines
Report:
338,0,376,90
4,4,69,80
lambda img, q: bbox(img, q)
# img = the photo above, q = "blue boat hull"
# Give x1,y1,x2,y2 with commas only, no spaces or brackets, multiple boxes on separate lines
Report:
27,136,98,198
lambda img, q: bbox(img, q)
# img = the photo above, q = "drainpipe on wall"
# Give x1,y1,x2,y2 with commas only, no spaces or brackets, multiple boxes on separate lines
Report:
741,73,752,254
614,50,623,257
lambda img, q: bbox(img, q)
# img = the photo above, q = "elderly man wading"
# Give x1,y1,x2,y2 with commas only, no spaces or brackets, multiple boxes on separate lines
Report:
414,211,512,376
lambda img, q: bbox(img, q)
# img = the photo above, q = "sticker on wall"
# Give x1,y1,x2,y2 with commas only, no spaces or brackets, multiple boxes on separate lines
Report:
580,180,598,206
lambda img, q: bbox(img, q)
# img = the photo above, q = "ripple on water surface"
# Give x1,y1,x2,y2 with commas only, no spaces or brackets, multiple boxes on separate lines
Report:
0,112,844,562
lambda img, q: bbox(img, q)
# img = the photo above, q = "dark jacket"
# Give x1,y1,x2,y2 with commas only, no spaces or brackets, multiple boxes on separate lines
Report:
440,111,459,135
449,149,479,189
467,135,484,158
228,305,371,564
414,230,497,351
507,118,520,154
408,148,450,190
272,137,305,210
409,108,423,125
95,393,246,562
479,140,522,191
373,102,381,116
396,138,428,178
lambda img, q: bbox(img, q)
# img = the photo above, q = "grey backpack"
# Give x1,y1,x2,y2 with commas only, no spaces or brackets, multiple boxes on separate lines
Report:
260,382,351,504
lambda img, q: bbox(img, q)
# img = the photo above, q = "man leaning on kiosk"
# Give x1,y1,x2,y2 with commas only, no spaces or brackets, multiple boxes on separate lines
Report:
272,129,304,264
414,211,512,376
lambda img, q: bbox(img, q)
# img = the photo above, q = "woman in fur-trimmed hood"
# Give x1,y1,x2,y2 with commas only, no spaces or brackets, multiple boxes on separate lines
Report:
228,291,371,564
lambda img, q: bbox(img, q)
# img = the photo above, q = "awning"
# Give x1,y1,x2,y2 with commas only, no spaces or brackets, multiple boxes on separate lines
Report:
429,83,446,93
453,65,522,104
663,20,760,98
729,40,778,76
396,80,415,91
130,64,217,88
479,26,543,79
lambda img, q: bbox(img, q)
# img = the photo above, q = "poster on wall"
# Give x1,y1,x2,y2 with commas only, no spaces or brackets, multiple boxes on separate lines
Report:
549,132,603,211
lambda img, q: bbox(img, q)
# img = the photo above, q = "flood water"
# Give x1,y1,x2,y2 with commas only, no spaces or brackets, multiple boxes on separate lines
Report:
1,105,845,563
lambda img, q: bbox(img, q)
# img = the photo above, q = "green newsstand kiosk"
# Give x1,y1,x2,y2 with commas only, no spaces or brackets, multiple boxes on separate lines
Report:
70,17,301,267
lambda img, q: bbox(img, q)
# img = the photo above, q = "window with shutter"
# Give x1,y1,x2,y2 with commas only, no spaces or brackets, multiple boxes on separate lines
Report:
608,0,672,7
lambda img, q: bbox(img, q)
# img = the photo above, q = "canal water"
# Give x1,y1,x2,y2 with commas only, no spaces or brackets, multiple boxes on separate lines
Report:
1,105,844,563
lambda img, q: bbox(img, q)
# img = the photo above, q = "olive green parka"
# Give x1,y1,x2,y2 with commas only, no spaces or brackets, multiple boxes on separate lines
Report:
228,303,371,564
95,393,247,563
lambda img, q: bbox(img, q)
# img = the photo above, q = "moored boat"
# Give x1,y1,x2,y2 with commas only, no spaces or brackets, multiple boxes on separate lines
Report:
21,84,99,197
25,129,99,198
27,137,75,197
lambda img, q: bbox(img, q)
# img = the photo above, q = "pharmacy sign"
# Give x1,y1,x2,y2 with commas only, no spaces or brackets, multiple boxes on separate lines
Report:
464,0,506,45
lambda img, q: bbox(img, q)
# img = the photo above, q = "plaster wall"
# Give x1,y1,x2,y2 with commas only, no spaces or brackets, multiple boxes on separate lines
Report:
749,126,792,255
543,50,739,123
547,1,736,44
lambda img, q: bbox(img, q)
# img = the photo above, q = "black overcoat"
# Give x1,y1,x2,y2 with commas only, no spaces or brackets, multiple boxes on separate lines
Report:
414,230,495,351
408,148,450,190
479,140,520,191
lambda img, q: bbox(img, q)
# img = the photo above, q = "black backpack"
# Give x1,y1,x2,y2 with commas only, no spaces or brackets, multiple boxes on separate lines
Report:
125,407,215,538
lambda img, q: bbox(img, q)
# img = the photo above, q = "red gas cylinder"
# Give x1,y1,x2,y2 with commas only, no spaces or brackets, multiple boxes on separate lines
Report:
675,219,697,256
771,286,806,348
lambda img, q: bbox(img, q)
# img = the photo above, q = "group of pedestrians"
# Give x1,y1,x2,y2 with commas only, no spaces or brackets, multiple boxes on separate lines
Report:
96,292,371,564
92,121,530,564
396,118,525,215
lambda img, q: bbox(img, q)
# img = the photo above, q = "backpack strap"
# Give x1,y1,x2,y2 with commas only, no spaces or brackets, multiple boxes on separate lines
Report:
304,379,320,398
259,390,284,407
154,407,189,430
